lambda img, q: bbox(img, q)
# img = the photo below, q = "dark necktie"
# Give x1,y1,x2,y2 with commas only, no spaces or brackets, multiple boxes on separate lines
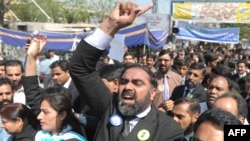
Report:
185,89,190,97
122,120,130,137
122,116,137,137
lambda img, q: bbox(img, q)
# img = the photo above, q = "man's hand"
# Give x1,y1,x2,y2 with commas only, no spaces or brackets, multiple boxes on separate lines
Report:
100,2,153,36
27,34,47,58
160,100,174,112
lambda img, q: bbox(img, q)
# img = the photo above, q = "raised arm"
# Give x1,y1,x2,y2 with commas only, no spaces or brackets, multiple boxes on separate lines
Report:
23,34,47,115
69,2,153,118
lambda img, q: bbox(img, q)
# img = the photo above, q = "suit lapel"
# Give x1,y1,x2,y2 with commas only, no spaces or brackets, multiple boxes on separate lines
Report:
180,86,185,97
191,85,203,97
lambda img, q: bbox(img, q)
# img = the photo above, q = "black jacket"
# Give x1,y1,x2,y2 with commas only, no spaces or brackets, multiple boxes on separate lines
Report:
171,84,206,102
69,39,184,141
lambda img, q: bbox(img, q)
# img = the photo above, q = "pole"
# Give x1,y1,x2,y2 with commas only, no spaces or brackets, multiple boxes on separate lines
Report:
31,0,53,23
152,0,158,13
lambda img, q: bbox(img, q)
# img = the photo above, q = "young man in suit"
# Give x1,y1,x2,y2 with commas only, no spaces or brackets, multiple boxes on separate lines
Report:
171,98,200,141
5,60,26,105
232,59,249,93
50,60,86,113
69,2,184,141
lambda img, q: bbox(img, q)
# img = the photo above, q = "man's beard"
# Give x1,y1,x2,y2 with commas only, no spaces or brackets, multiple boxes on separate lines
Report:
159,65,170,74
184,122,194,135
0,99,12,109
185,79,197,89
13,81,22,90
118,90,151,116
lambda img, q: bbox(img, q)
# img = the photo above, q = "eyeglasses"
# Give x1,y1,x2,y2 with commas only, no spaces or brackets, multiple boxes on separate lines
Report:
189,136,201,141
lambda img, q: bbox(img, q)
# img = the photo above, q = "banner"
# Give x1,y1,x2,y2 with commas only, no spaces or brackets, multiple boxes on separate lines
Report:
0,24,168,51
173,3,250,23
136,14,170,30
0,28,90,51
176,21,240,44
118,23,168,49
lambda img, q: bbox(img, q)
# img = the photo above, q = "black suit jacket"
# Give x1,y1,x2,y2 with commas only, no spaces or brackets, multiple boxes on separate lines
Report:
68,80,88,113
231,73,248,93
69,39,184,141
171,85,206,102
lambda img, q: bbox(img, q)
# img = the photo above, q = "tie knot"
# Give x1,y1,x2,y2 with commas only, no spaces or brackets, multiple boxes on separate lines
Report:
185,89,190,96
124,116,137,121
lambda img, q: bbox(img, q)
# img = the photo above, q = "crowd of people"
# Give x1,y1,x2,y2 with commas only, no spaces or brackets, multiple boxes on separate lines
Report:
0,1,249,141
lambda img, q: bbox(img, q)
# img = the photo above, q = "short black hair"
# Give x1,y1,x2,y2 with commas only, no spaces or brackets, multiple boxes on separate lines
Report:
99,63,124,82
174,97,201,114
204,52,218,65
50,60,69,71
194,108,242,133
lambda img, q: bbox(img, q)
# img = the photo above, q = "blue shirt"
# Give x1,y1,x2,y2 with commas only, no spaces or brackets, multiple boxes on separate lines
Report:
39,59,52,75
0,117,12,141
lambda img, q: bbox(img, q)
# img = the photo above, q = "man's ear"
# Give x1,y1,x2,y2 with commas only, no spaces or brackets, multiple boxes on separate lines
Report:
113,79,119,92
192,113,200,123
150,88,157,101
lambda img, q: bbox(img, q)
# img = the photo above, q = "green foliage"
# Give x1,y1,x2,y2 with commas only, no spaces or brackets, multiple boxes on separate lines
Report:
1,0,117,25
220,23,250,40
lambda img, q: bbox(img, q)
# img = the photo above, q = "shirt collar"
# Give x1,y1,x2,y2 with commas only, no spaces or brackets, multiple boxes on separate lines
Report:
239,72,247,78
185,132,194,141
136,106,151,119
245,95,250,100
63,77,71,89
15,86,24,93
185,86,195,92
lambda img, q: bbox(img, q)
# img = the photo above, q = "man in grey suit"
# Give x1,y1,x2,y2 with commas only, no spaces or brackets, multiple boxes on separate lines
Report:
170,62,207,105
161,62,206,112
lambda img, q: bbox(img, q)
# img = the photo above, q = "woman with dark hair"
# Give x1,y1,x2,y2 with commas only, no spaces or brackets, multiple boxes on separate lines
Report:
35,94,87,141
22,34,87,141
0,103,39,141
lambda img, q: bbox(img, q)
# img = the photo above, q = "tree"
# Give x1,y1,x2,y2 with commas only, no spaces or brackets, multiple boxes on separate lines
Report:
3,0,117,24
10,0,63,22
61,0,89,23
0,0,12,27
88,0,117,23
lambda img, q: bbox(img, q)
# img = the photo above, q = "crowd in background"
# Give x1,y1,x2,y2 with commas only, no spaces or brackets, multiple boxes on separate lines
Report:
0,1,249,141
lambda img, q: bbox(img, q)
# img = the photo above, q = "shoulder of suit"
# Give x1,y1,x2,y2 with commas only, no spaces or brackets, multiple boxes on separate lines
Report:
193,85,207,92
167,71,182,79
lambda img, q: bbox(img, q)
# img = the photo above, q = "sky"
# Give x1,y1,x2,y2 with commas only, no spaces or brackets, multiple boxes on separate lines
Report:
131,0,171,15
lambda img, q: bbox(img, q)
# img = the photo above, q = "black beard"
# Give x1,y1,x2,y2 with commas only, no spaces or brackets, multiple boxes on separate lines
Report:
159,66,170,74
185,79,196,89
118,90,151,116
0,99,12,109
184,122,194,135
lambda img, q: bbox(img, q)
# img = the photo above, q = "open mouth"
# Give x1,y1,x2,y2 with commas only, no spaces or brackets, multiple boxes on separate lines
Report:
122,94,135,105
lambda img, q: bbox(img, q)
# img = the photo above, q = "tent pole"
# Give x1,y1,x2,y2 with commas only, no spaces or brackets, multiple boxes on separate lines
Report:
143,45,146,54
